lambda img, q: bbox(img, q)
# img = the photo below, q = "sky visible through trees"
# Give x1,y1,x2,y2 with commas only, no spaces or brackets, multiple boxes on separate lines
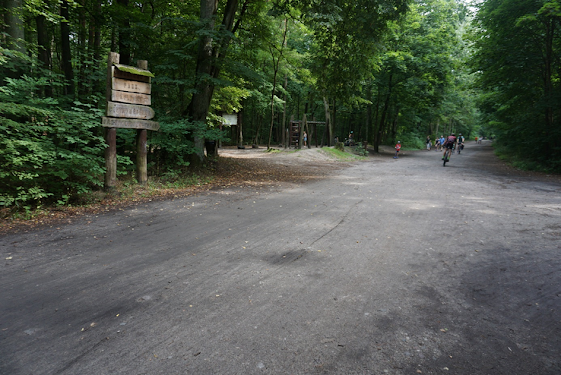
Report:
1,0,560,207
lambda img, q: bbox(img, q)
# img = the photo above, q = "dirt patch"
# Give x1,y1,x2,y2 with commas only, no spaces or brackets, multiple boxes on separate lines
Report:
0,147,351,235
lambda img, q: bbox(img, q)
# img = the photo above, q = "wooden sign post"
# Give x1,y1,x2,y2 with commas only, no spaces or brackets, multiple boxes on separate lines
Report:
103,52,159,188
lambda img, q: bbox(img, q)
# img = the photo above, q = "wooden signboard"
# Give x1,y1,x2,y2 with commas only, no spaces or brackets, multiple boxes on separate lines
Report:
113,64,151,83
103,52,159,188
107,101,154,120
111,90,151,105
102,117,160,131
112,77,151,95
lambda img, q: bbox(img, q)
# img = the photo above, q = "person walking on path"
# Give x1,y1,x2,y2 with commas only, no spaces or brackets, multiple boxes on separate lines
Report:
394,141,401,159
426,136,432,151
303,131,307,147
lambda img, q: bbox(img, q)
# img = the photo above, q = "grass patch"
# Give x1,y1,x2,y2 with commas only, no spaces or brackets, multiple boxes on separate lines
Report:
321,146,366,161
494,147,557,173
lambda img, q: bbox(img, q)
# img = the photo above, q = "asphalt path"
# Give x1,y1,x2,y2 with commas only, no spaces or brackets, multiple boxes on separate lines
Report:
2,142,561,374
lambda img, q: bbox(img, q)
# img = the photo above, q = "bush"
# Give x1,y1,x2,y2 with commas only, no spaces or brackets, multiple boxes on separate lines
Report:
395,134,425,150
0,75,106,208
149,118,230,173
354,143,368,156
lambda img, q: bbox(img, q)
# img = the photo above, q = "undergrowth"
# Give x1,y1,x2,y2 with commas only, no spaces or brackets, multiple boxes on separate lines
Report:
322,147,365,160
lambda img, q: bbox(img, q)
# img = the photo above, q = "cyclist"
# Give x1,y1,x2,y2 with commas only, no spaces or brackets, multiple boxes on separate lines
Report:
456,133,465,154
442,133,457,162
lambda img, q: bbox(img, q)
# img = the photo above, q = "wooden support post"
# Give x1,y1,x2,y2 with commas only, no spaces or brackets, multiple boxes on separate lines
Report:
136,129,147,184
104,52,119,189
289,115,294,148
105,128,117,188
238,112,244,148
299,114,306,149
136,60,148,184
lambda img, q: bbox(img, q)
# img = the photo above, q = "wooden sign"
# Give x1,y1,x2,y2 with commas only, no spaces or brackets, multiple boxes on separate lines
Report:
102,117,160,131
111,90,151,105
103,52,159,188
113,65,151,83
112,77,151,94
107,101,154,119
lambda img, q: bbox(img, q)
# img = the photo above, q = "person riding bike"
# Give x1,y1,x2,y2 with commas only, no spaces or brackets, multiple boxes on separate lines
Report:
442,133,457,162
456,133,465,154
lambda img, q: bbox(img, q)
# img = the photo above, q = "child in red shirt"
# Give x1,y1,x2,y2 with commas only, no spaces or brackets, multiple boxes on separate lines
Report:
394,141,401,159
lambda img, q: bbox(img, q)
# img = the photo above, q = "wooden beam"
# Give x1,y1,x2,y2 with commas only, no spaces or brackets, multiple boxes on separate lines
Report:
104,52,119,190
112,77,151,94
113,68,151,82
104,127,117,189
136,129,147,184
102,117,160,131
111,90,151,105
107,101,155,119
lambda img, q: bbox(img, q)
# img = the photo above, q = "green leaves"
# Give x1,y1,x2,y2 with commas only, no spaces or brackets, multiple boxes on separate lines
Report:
471,0,561,169
0,69,105,207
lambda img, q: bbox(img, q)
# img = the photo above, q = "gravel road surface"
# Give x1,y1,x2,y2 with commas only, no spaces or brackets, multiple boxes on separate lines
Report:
2,141,560,374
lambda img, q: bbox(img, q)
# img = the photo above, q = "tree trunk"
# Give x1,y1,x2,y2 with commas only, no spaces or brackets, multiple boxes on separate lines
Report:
282,75,287,149
117,0,131,65
267,19,288,150
60,0,75,96
254,114,263,146
5,0,25,55
366,85,372,145
332,99,336,146
36,14,52,96
373,88,380,152
544,18,554,155
238,111,244,147
377,72,393,148
323,97,332,146
187,0,240,164
390,105,399,143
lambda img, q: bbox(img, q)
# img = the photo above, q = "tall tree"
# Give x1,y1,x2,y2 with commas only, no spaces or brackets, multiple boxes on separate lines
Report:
60,0,75,96
471,0,561,168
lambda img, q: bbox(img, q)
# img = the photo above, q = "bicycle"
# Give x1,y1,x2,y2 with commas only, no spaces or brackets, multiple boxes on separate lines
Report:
443,147,453,166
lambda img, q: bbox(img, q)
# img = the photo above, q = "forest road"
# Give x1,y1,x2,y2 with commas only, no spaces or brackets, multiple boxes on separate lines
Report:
1,141,561,375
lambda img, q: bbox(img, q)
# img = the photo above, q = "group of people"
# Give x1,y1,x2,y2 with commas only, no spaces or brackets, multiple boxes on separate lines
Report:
440,133,465,161
394,133,466,160
425,134,465,152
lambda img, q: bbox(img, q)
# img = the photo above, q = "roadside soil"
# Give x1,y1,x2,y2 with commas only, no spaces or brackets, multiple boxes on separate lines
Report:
1,141,561,374
0,146,351,235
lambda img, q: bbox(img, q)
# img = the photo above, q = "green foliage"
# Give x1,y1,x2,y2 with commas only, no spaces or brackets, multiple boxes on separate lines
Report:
0,72,105,207
395,134,425,150
471,0,561,171
354,143,369,157
149,117,230,172
322,147,363,161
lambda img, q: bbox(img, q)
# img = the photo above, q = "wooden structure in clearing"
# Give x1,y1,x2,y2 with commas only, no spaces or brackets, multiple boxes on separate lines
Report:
102,52,159,188
289,114,326,149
